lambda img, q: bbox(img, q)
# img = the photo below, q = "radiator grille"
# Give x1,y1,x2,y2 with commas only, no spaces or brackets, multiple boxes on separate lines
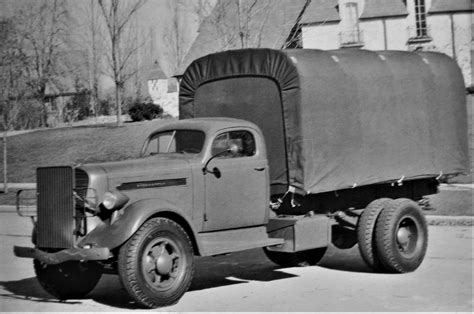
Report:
37,166,75,248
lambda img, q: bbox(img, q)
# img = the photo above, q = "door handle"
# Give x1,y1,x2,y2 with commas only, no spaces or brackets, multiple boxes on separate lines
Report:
254,167,265,171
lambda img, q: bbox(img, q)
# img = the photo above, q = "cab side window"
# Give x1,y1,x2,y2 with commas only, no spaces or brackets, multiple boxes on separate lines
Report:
211,130,256,158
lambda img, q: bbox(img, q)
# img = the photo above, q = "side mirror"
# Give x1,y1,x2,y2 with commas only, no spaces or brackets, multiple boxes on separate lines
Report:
202,143,240,177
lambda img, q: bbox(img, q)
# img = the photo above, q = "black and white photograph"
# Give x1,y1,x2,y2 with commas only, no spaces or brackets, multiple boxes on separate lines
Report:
0,0,472,312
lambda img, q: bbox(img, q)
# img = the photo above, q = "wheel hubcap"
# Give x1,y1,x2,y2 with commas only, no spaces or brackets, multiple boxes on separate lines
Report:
156,248,174,275
396,217,419,258
397,227,410,246
142,239,181,289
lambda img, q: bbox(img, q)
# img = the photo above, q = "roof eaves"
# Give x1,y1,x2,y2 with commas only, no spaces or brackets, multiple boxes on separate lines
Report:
428,0,472,14
359,0,408,20
359,12,408,20
300,0,340,24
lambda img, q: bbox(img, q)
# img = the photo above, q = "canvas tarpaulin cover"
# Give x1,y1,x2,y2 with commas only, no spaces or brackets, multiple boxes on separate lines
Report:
179,48,469,195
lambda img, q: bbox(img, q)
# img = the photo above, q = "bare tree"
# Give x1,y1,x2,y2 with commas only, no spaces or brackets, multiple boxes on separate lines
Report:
77,0,104,118
0,20,30,193
14,0,72,126
162,0,214,76
128,12,154,102
190,0,216,26
281,0,311,49
211,0,239,50
209,0,273,50
163,0,189,75
98,0,147,126
237,0,273,48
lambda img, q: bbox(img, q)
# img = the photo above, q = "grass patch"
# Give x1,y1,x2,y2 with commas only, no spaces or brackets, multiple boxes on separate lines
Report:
1,119,174,183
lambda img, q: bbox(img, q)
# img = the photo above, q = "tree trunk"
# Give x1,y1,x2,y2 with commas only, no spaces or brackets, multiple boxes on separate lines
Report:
115,82,122,126
2,132,8,194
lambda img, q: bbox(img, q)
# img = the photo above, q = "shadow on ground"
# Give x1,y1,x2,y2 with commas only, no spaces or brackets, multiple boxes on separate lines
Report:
0,277,81,305
318,244,373,273
0,245,372,309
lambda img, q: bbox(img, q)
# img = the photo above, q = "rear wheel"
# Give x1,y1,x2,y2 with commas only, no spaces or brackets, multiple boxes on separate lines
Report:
263,247,327,267
375,198,428,273
34,260,102,299
357,198,392,270
118,218,194,308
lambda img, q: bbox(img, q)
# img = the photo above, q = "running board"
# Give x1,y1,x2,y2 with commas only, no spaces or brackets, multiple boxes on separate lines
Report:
197,226,284,256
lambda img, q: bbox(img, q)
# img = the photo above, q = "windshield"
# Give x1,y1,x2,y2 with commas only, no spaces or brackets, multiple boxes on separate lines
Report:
142,130,205,156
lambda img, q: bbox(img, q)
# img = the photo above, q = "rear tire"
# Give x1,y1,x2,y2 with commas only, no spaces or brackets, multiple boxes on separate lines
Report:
34,260,102,299
263,247,327,267
357,198,392,270
118,218,194,308
375,198,428,273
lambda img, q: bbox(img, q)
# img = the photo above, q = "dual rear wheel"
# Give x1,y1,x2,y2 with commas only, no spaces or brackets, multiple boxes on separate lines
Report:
357,198,428,273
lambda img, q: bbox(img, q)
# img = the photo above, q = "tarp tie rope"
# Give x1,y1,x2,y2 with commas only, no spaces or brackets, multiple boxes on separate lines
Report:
436,171,443,181
270,186,300,210
397,175,405,186
391,175,405,187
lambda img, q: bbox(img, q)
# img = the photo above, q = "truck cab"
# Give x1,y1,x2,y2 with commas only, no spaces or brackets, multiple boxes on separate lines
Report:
139,117,270,232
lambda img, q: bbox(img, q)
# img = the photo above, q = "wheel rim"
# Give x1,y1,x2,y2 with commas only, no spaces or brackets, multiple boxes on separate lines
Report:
142,237,183,291
396,216,420,258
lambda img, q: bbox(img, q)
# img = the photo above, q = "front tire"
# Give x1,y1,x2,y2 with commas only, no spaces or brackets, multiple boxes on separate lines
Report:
118,218,194,308
263,247,327,267
375,198,428,273
34,260,102,299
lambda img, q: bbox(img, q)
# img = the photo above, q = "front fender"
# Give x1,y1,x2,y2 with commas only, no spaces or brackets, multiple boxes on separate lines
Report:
78,199,197,250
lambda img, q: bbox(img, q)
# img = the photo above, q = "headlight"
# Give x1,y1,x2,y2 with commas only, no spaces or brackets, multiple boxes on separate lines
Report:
101,191,129,211
102,192,118,210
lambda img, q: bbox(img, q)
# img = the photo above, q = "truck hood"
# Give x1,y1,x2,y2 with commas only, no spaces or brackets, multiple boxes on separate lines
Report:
80,154,198,192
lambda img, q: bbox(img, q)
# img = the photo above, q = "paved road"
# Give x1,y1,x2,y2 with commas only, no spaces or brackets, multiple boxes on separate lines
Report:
0,212,472,312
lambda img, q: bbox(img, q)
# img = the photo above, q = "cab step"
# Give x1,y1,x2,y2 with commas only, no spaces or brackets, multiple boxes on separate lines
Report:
197,226,284,256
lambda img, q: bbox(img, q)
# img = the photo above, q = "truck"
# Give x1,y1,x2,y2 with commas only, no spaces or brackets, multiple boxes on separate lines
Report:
14,48,469,308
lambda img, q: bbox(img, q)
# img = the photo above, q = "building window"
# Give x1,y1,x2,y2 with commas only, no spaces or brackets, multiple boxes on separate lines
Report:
408,0,431,44
414,0,428,37
339,2,363,47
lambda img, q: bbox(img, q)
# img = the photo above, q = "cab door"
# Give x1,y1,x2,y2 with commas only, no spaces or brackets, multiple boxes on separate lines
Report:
203,129,268,231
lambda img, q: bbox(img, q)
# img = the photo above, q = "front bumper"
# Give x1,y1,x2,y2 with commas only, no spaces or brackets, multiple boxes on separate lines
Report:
13,246,111,265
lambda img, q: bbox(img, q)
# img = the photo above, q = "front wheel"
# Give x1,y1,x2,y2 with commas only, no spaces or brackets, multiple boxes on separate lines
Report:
118,218,194,308
263,247,327,267
34,260,102,299
375,198,428,273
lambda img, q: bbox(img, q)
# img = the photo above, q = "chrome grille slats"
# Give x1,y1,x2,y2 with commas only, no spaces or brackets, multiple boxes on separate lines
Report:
37,166,75,248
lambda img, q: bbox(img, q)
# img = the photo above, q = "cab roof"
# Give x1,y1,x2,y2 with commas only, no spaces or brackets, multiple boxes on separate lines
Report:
150,117,260,136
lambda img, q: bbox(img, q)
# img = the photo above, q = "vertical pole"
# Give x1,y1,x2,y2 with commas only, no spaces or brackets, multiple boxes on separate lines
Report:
382,18,388,50
2,132,8,194
450,13,456,60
